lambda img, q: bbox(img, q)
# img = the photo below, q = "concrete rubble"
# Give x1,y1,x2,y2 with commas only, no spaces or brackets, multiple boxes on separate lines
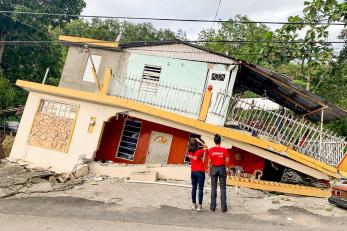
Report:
0,159,92,199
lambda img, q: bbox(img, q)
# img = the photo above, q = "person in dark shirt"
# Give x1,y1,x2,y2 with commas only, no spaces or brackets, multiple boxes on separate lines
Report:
188,137,207,211
207,134,231,212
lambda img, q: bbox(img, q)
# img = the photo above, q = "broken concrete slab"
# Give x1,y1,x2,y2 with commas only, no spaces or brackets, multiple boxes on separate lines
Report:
24,182,53,193
49,176,58,183
73,164,89,179
91,162,190,181
130,171,158,182
0,162,88,198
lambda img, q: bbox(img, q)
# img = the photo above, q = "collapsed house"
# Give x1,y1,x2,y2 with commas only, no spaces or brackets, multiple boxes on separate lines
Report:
9,35,347,196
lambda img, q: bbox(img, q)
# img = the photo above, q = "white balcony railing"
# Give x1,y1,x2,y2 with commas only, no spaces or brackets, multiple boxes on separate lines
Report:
226,96,347,167
108,74,204,118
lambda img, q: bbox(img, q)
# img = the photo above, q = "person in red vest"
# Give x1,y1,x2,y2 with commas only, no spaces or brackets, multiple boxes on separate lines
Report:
208,134,231,212
188,137,208,211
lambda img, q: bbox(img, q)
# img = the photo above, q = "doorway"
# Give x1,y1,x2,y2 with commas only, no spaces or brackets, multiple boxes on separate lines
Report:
145,131,173,165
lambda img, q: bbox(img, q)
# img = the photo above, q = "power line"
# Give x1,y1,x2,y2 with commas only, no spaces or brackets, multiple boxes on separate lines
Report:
0,12,50,37
1,40,345,45
213,0,223,22
0,10,345,26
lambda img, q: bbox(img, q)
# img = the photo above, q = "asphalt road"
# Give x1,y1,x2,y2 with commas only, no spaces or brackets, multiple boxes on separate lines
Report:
0,196,345,231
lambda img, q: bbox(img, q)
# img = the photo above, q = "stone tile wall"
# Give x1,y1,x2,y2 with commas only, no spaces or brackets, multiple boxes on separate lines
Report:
28,112,75,152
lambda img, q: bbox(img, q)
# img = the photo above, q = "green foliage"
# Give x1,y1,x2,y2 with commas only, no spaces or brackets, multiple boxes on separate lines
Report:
59,18,187,42
315,32,347,109
199,15,274,65
0,68,16,109
0,0,86,107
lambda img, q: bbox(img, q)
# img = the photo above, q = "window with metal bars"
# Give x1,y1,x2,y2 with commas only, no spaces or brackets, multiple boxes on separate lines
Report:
211,73,226,81
116,120,142,161
140,64,162,94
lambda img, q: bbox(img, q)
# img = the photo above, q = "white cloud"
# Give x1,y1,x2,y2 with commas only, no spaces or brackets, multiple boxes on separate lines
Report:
83,0,344,49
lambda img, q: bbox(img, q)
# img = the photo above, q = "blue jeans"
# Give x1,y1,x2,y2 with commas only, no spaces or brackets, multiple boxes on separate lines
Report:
191,171,205,205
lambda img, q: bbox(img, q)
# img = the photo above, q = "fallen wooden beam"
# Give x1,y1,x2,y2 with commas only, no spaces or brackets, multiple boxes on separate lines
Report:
227,176,330,198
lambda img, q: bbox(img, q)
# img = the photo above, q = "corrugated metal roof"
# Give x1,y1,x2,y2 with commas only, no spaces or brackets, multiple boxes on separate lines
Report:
235,62,347,122
124,43,236,64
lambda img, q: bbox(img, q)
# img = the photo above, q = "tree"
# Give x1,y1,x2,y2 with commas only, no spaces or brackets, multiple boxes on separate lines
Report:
198,15,275,65
314,30,347,136
0,1,86,109
60,18,186,42
275,0,346,91
0,0,86,63
0,68,15,109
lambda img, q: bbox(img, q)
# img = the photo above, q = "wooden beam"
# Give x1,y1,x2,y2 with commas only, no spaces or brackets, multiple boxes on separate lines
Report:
271,89,311,112
59,35,119,48
243,63,327,108
100,67,112,95
304,106,327,117
227,176,330,198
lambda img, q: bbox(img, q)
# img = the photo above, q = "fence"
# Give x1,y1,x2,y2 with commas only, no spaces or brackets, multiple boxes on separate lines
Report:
226,96,347,166
108,73,204,118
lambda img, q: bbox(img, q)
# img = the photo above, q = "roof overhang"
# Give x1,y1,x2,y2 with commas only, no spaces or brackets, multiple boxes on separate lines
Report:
234,62,347,122
58,35,120,51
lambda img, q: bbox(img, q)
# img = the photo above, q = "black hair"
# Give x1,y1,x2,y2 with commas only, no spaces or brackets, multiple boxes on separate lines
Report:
214,134,221,145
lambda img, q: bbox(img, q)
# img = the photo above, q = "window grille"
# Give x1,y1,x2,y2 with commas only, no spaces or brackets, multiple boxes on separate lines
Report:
140,64,162,94
40,100,78,119
211,73,226,81
82,55,102,82
116,120,142,161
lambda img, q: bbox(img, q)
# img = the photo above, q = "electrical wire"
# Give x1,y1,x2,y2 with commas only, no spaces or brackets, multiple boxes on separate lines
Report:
0,40,345,45
0,42,342,58
213,0,223,23
0,12,50,37
0,10,345,26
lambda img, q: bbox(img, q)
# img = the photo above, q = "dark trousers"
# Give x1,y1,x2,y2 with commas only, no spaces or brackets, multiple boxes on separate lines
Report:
210,166,227,210
191,171,205,205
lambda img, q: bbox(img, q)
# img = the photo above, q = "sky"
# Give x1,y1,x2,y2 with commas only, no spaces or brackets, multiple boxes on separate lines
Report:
83,0,345,50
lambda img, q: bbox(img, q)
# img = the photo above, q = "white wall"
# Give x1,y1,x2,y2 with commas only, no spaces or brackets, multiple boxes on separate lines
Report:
10,91,124,173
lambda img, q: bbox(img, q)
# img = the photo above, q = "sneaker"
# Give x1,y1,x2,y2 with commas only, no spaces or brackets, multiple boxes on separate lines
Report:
192,203,198,210
222,208,228,213
197,205,203,212
210,207,216,212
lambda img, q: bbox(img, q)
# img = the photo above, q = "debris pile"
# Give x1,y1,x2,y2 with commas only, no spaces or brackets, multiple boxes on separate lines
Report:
0,159,91,198
280,168,329,188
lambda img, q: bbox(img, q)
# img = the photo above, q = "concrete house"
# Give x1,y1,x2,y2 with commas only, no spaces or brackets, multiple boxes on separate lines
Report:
9,35,347,187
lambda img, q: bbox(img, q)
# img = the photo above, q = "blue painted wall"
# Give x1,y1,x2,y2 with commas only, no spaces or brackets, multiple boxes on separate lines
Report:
116,53,236,119
126,54,210,91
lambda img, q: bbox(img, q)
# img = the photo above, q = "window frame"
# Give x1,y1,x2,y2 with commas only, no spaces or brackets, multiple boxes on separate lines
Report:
82,54,102,82
210,73,226,81
140,64,162,94
115,119,142,161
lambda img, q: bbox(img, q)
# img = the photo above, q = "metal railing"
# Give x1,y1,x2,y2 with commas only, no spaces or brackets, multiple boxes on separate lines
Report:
208,90,232,117
226,96,347,167
108,73,204,118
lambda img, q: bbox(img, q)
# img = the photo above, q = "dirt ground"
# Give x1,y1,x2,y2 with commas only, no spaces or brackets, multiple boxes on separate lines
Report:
0,161,346,230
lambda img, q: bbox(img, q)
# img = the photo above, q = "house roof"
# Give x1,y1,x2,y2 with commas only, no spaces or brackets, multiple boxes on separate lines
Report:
235,62,347,122
123,42,236,64
121,40,239,61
